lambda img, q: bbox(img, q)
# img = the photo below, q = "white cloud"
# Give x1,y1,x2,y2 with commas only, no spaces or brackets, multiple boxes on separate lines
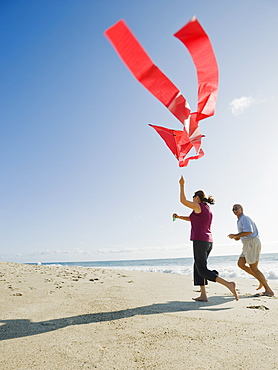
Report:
38,248,91,255
97,244,188,254
97,247,135,254
229,96,256,116
13,248,92,257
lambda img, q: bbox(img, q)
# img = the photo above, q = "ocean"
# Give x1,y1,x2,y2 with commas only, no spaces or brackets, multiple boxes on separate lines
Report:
36,253,278,280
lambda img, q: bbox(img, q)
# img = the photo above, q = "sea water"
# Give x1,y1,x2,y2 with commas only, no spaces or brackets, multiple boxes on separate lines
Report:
36,253,278,280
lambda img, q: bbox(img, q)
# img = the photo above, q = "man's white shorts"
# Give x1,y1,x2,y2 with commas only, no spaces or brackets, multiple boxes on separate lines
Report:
240,237,261,264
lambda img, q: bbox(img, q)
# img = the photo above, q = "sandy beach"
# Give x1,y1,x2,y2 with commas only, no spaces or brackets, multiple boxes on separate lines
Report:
0,261,278,369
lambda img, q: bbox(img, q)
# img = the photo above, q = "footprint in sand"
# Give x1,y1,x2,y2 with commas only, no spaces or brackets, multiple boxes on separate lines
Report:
247,305,269,311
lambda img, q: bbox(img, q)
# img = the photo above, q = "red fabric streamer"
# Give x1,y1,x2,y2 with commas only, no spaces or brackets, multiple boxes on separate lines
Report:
104,20,190,124
104,17,218,167
174,17,218,122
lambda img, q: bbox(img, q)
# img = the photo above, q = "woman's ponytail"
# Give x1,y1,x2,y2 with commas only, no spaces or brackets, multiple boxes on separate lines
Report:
195,191,215,205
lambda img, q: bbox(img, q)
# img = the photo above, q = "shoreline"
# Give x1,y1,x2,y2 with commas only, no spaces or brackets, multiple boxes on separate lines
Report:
1,261,278,369
9,252,278,282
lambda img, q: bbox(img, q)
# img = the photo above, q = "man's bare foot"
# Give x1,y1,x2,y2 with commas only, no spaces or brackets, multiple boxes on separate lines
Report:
228,282,239,301
261,290,274,297
192,296,208,302
256,280,268,291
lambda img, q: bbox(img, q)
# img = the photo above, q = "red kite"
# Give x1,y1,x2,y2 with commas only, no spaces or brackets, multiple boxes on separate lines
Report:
105,17,218,167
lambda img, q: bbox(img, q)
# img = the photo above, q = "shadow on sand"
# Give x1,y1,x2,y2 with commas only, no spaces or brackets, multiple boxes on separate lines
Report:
0,296,235,341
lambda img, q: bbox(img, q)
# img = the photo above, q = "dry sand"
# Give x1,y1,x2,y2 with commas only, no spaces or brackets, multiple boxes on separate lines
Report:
1,261,278,369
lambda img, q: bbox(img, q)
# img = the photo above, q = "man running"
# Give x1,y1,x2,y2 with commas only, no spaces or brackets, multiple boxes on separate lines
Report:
228,204,274,296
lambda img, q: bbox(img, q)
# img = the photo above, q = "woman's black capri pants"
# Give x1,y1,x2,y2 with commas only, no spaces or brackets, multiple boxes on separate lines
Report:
193,240,219,286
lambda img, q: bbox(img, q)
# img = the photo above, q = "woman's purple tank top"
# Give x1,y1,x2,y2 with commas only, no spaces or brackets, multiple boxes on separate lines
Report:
189,202,213,242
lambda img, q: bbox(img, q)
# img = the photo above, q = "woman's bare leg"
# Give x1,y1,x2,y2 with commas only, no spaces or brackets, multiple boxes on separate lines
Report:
216,276,238,301
192,285,208,302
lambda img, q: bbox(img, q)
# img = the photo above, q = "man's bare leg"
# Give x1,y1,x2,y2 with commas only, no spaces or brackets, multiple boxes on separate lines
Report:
192,285,208,302
249,262,274,296
238,257,263,290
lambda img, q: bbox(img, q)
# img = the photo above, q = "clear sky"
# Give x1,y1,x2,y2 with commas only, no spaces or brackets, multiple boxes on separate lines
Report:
1,0,278,263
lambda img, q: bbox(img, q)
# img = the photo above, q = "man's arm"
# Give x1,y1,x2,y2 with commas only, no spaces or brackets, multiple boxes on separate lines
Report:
228,231,252,240
228,214,253,240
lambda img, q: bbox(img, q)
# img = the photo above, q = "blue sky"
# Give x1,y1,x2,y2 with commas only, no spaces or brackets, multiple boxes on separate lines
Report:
1,0,278,263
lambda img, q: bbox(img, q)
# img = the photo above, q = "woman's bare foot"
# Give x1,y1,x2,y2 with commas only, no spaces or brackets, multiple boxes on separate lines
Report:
192,296,208,302
216,277,239,301
227,281,239,301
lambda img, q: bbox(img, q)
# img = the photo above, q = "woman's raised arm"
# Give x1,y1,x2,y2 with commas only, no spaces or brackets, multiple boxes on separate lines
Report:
179,176,201,213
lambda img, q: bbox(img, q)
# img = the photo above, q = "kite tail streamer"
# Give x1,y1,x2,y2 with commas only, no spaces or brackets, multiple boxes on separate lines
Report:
105,17,218,167
105,20,190,124
174,17,219,121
